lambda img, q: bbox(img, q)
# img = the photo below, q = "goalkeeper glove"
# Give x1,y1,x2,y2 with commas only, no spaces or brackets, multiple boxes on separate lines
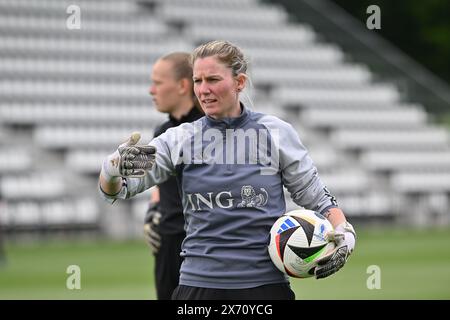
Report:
101,132,156,180
143,202,162,254
315,221,356,279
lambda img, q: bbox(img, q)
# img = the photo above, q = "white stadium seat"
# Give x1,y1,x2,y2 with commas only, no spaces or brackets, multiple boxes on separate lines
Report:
335,192,393,216
0,104,166,125
0,0,139,15
40,198,99,225
2,201,41,226
319,170,370,194
361,150,450,172
0,36,192,61
186,24,316,48
0,148,32,173
0,198,99,227
300,107,427,128
273,85,400,106
246,45,345,68
0,58,151,81
156,3,287,27
332,127,449,150
0,173,66,200
252,65,372,87
149,0,258,7
34,126,155,149
66,150,111,174
1,81,145,99
0,15,169,37
392,172,450,193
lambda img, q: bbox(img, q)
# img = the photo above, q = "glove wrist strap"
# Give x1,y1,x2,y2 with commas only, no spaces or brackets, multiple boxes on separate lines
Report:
335,221,356,254
101,160,121,183
335,221,356,239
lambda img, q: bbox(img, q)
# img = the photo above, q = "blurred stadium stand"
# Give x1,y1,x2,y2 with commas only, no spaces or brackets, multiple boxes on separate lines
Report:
0,0,449,238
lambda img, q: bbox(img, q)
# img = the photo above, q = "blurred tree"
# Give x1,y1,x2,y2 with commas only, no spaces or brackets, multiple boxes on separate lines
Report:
330,0,450,85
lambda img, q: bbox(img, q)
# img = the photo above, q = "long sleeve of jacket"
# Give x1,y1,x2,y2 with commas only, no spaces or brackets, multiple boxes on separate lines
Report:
259,115,338,215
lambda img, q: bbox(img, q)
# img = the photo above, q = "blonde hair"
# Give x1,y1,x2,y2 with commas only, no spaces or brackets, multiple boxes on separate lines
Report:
190,40,249,77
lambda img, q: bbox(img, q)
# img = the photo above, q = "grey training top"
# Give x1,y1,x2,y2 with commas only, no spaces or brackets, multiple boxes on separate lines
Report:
100,105,338,289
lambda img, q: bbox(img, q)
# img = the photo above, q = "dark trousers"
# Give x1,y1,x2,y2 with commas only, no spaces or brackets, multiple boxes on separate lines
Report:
154,232,185,300
171,283,295,300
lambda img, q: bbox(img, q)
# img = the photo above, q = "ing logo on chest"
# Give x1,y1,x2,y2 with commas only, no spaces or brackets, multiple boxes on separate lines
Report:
186,185,269,211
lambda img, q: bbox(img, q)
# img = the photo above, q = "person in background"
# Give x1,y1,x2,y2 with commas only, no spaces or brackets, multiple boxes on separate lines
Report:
143,52,203,300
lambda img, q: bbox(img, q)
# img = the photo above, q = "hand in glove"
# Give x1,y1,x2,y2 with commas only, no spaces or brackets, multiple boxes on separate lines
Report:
102,132,156,180
143,203,162,254
315,221,356,279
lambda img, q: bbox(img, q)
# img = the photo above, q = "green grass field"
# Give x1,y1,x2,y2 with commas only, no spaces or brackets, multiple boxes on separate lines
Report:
1,227,450,300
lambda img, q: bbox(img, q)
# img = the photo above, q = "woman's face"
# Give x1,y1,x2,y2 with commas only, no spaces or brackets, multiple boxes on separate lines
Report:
149,59,182,115
193,56,243,119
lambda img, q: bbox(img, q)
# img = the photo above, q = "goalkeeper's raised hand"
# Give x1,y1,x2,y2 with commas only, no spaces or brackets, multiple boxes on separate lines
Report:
101,132,156,181
315,221,356,279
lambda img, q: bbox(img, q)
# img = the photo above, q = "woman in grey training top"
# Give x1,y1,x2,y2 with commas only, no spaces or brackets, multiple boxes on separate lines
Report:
99,40,356,300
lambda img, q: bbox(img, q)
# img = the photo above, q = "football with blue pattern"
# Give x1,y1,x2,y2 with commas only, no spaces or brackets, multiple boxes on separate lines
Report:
268,209,335,278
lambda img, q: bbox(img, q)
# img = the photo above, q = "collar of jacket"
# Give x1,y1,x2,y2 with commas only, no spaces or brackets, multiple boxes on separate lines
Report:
204,103,250,128
169,105,203,126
